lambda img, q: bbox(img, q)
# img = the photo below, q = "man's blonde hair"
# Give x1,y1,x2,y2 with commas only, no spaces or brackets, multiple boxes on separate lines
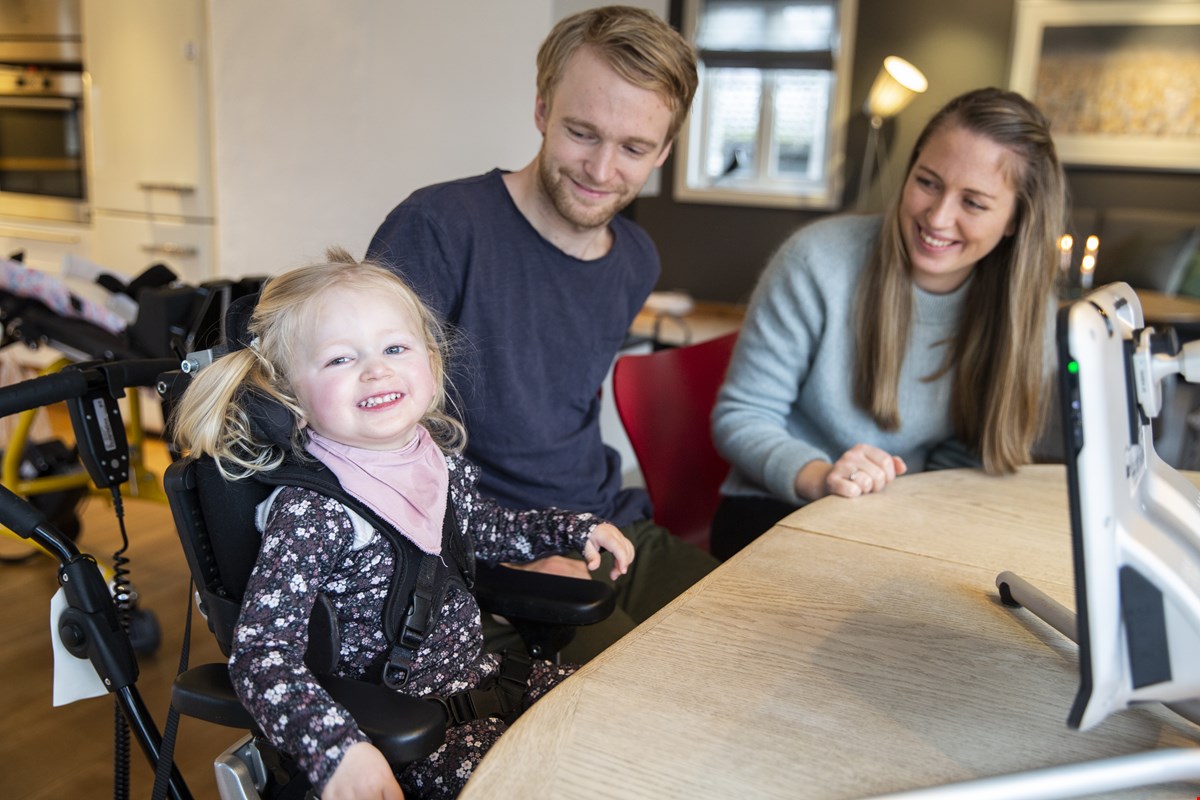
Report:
536,5,698,142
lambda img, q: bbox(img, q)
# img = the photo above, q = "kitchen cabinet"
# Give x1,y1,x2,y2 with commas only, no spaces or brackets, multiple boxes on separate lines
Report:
81,0,215,278
89,213,212,285
0,219,92,275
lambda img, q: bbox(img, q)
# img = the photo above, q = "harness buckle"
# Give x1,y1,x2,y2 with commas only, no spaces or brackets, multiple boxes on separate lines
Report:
427,692,478,726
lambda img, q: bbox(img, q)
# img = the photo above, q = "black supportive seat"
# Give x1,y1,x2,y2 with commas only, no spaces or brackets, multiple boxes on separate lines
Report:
163,454,615,799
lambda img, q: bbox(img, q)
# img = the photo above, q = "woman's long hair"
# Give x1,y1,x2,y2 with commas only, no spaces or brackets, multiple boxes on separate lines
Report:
853,87,1066,473
170,247,465,479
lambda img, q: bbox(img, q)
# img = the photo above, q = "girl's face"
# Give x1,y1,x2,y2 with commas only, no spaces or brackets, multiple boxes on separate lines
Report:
898,125,1019,294
291,286,436,451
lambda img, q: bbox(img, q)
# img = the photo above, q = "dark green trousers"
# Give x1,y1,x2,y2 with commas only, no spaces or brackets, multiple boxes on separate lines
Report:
481,518,719,663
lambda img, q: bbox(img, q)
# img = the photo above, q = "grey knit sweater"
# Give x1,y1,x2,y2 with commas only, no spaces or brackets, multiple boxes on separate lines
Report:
713,214,970,505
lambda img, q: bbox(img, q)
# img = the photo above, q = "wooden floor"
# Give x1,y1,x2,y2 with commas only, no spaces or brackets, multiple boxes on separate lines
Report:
0,422,236,799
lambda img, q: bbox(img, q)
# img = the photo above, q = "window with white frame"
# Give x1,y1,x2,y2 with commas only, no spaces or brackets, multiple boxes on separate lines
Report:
674,0,857,209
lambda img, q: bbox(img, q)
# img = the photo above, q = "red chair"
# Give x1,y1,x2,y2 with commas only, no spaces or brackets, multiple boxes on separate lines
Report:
612,331,738,552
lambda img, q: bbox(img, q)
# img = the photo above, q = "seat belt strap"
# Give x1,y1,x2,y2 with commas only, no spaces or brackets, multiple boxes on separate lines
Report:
427,650,533,726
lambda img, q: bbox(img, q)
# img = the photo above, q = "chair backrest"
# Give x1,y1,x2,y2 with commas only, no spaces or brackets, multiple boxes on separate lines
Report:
166,455,345,673
612,330,738,551
165,456,274,657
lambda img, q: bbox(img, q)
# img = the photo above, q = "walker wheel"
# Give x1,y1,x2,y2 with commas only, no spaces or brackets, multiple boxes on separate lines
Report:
128,608,162,655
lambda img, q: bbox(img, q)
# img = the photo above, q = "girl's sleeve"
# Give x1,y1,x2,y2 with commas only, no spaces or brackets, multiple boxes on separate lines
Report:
448,456,599,564
227,487,370,793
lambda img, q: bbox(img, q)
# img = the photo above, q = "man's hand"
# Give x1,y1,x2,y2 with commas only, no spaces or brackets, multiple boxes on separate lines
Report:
505,555,592,580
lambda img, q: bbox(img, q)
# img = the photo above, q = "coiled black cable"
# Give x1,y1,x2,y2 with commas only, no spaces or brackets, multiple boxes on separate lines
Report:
108,485,131,800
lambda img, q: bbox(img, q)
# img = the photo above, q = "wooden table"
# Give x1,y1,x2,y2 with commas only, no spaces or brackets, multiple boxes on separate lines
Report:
1135,289,1200,328
460,465,1199,799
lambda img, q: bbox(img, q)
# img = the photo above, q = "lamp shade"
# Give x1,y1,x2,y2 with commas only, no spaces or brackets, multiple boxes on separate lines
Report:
864,56,928,120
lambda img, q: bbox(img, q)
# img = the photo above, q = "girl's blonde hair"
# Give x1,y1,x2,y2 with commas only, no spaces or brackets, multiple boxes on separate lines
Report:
853,87,1067,474
170,246,465,479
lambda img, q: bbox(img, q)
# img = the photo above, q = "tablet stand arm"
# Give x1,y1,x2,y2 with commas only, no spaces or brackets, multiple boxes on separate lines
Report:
859,748,1200,800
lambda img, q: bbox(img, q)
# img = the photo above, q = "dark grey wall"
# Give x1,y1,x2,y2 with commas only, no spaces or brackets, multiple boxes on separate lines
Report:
632,0,1200,304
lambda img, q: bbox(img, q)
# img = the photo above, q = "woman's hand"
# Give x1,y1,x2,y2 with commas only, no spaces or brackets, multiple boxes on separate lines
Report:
322,741,405,800
795,444,907,501
583,522,635,580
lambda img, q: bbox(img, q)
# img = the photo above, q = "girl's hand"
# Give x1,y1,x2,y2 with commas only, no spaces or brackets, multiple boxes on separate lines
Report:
322,741,405,800
823,443,907,498
582,523,635,581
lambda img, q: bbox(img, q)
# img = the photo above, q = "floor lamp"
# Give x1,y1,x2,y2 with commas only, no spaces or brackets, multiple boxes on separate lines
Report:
856,56,927,210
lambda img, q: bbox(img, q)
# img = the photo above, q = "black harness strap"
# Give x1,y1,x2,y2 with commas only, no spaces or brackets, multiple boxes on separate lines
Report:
380,506,458,689
254,457,531,719
256,459,474,685
428,650,534,726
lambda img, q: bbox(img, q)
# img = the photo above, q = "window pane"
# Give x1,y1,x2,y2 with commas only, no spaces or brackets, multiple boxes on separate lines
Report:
703,68,762,181
697,4,764,50
697,0,835,52
772,70,831,180
775,3,836,50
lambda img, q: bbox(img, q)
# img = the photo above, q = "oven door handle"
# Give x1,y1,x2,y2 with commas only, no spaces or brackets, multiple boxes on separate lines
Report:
0,96,76,112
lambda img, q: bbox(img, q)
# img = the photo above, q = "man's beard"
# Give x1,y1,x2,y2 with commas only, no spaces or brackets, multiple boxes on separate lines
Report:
536,157,634,230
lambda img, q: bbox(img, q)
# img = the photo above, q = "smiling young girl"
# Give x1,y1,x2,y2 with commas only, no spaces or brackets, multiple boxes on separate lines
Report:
170,248,633,799
710,87,1066,559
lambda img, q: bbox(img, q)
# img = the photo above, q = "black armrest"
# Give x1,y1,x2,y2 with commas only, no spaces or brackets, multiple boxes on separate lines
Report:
172,663,446,766
318,674,445,764
172,662,256,728
473,562,615,626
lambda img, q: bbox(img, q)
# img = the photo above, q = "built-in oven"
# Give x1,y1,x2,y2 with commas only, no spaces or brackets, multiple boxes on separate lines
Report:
0,0,86,223
0,65,85,222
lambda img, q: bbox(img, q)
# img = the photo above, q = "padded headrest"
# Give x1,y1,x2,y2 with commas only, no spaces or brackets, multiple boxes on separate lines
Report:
242,387,299,452
222,290,302,452
224,292,257,352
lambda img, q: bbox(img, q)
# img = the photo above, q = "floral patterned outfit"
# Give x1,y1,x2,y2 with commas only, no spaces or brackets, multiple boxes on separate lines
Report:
229,453,597,798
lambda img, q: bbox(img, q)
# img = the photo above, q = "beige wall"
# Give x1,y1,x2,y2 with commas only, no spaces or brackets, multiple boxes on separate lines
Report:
205,0,667,278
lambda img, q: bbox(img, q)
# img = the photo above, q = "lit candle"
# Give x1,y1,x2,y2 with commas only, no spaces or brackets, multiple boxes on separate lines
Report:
1080,254,1096,290
1058,234,1074,275
1080,235,1099,290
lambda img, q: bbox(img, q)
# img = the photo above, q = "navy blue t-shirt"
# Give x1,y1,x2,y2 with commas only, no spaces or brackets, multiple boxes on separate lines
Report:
367,169,656,525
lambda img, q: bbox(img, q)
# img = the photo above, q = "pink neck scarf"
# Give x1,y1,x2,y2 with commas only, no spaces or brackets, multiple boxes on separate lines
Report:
305,428,448,555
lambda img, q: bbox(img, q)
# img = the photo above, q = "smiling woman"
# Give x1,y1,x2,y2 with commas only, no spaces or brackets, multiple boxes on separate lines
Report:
709,87,1068,560
898,126,1020,294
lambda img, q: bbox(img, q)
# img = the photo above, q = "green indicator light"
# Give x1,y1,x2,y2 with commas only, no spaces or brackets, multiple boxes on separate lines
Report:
1067,360,1079,374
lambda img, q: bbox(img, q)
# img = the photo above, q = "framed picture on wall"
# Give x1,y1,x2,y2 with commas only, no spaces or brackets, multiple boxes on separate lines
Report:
1009,0,1200,171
